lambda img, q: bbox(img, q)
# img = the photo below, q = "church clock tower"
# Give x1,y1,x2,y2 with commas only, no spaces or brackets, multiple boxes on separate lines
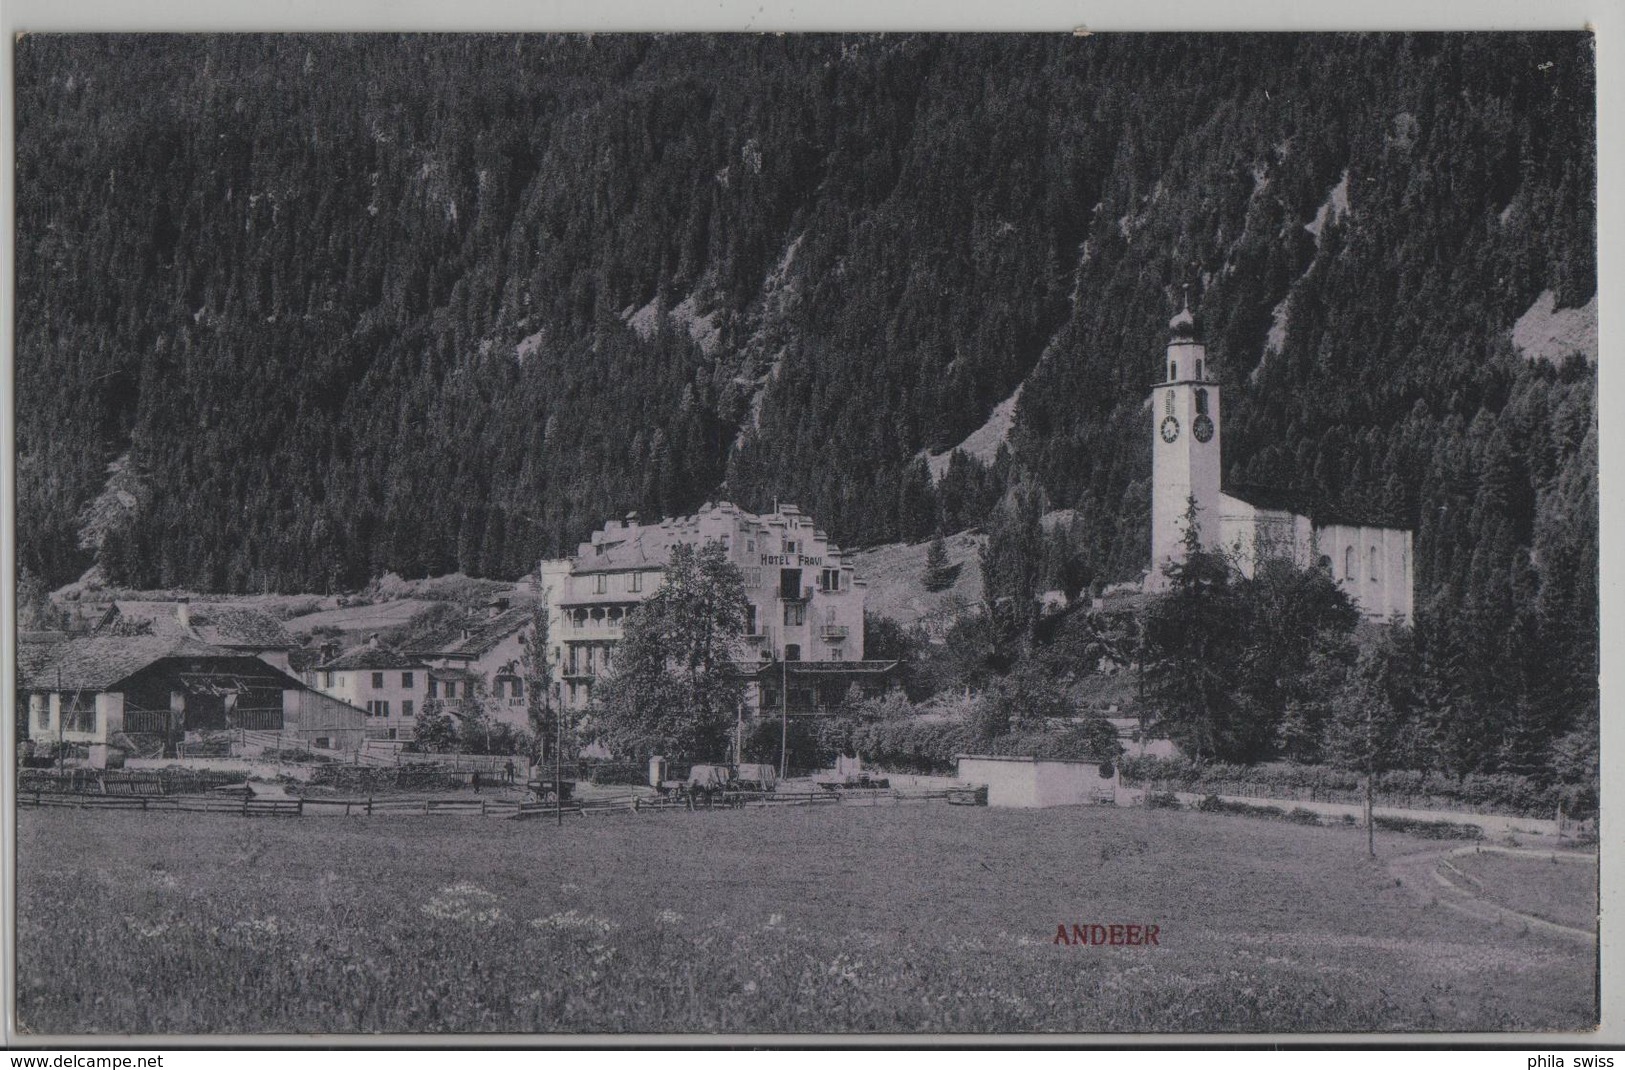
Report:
1147,294,1221,590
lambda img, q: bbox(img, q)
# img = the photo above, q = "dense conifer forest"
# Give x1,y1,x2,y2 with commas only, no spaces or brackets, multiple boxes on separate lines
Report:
15,33,1596,772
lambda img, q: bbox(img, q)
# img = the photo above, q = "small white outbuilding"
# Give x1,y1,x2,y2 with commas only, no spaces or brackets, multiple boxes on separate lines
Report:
955,754,1120,808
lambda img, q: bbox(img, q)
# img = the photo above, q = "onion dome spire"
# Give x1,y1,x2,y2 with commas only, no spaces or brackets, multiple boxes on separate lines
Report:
1169,284,1198,339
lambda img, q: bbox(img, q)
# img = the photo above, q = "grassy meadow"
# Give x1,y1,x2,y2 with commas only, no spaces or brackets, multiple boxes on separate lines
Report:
15,803,1597,1035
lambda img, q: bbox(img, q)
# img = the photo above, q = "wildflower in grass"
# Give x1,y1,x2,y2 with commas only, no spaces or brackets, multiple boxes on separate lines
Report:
421,882,504,926
531,910,616,937
765,913,784,929
231,917,284,937
655,908,684,925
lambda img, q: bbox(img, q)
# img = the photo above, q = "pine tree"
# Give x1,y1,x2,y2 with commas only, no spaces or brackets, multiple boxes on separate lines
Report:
923,529,957,592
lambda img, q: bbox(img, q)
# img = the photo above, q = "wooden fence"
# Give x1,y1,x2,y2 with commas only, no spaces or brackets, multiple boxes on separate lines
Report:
17,785,967,820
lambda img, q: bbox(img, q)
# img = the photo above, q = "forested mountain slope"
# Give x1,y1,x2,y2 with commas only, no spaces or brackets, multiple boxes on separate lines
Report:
16,36,1595,741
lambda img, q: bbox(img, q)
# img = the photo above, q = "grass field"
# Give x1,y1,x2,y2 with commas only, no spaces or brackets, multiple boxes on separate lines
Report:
15,804,1597,1035
1447,850,1599,932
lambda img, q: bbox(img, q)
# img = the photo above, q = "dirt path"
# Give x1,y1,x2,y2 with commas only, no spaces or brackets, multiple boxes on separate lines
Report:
1386,845,1596,944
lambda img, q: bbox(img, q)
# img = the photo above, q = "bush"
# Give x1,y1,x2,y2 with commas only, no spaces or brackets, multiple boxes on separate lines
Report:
1117,757,1558,818
1144,790,1182,810
1373,815,1483,840
1286,807,1323,826
851,718,974,776
743,716,833,775
1194,794,1286,821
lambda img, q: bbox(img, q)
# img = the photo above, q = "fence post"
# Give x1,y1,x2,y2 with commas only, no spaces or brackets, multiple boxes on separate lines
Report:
367,795,373,816
242,794,249,817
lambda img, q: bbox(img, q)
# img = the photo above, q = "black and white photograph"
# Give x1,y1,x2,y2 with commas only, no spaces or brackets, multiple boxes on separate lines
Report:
5,23,1605,1041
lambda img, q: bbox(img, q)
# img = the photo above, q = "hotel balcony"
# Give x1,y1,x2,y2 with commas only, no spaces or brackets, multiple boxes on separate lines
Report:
819,625,849,641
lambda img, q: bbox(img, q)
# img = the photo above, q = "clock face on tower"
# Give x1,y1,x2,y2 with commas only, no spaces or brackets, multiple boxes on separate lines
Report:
1193,414,1215,443
1160,416,1181,443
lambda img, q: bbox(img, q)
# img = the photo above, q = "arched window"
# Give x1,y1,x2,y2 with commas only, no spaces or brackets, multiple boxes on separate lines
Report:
1369,546,1380,582
1344,546,1356,580
1168,361,1177,381
1195,358,1204,380
1195,388,1209,416
1165,390,1176,415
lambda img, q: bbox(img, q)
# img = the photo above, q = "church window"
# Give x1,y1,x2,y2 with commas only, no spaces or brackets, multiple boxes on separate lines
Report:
1195,388,1209,416
1165,391,1175,416
1196,358,1204,379
1344,546,1356,580
1369,546,1380,582
1168,362,1177,381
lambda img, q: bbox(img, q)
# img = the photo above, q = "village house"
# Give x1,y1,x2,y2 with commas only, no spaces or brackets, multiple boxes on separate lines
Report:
18,633,366,764
409,597,540,731
307,640,433,741
539,501,898,716
1146,301,1415,621
92,598,299,671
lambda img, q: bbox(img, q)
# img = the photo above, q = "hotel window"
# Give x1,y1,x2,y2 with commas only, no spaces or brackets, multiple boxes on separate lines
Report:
444,681,457,699
821,568,841,592
402,700,414,720
747,538,756,553
402,672,414,689
629,572,642,592
784,644,801,662
745,605,758,635
831,647,844,661
784,602,806,627
428,679,439,699
595,574,608,594
372,672,384,689
784,539,799,555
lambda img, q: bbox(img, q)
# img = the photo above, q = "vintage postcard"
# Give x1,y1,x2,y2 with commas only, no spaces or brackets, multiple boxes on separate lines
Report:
6,25,1606,1043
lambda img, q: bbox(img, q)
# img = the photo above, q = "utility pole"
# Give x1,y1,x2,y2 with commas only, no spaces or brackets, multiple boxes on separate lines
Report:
735,700,743,766
779,654,788,780
555,697,563,829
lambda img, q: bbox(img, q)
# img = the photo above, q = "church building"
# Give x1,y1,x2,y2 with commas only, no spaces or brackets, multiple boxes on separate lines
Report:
1146,299,1414,623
